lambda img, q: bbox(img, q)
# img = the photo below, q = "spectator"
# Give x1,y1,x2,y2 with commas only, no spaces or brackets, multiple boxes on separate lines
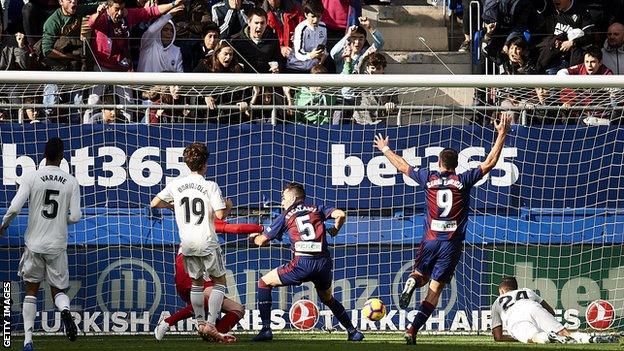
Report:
321,0,360,46
198,42,250,123
86,0,182,122
535,0,597,73
230,7,282,73
1,31,32,70
138,5,185,72
352,53,397,125
481,0,540,61
287,0,329,72
294,64,335,124
330,16,383,74
193,22,220,72
557,46,614,124
88,0,180,72
174,0,213,72
83,95,127,123
145,85,193,123
602,22,624,74
211,0,255,39
262,0,304,58
499,36,537,75
40,0,100,71
557,46,612,75
22,0,58,47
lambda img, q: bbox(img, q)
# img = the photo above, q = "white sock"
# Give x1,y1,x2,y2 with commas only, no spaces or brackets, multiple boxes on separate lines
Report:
207,284,226,325
23,295,37,345
570,332,591,343
54,292,70,312
190,285,205,324
532,331,549,344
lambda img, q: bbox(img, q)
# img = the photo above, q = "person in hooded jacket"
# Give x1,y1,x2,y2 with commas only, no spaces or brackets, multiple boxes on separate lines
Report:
602,22,624,74
138,5,185,72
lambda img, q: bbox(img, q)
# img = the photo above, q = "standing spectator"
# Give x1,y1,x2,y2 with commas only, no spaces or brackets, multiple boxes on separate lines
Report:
174,0,213,72
230,7,282,73
263,0,304,58
193,22,220,72
602,22,624,74
1,30,32,70
287,0,328,72
22,0,58,47
499,36,537,75
321,0,360,46
40,0,100,123
138,5,185,72
197,42,250,123
535,0,597,73
88,0,180,72
86,0,182,121
557,46,614,124
294,64,336,124
330,16,383,74
352,53,397,125
211,0,255,39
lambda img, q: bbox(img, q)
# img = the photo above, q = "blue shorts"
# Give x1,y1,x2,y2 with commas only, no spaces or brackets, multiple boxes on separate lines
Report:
413,239,463,283
277,255,333,291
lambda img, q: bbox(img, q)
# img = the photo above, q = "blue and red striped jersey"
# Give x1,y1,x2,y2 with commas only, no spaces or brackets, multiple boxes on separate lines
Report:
264,202,334,255
408,166,484,241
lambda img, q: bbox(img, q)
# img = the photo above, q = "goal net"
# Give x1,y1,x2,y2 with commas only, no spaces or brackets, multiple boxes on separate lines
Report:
0,73,622,336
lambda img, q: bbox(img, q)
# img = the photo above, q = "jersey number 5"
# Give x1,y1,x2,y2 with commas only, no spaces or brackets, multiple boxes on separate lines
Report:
296,214,315,240
42,189,60,219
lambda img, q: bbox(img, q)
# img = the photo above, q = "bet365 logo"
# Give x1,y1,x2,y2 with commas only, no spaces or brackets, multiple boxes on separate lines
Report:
585,300,615,330
289,299,319,331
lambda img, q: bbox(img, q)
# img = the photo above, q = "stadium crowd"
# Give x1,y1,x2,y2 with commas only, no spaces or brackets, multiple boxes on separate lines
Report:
0,0,623,124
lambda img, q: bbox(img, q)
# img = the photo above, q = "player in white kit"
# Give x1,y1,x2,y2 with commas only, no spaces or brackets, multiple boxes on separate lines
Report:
0,138,81,351
491,277,619,344
150,142,234,343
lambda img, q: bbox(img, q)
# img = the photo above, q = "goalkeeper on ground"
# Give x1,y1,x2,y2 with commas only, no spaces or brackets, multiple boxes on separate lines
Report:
491,277,619,344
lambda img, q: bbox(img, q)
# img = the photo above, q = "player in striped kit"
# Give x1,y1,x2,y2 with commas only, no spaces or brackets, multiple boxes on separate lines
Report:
248,182,364,342
150,142,233,343
373,115,511,344
0,138,81,351
491,277,619,344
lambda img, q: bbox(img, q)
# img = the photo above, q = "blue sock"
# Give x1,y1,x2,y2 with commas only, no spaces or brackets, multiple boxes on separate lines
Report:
411,301,435,332
325,297,355,333
257,286,272,329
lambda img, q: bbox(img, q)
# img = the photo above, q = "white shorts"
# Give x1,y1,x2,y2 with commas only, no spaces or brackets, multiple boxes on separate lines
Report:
183,248,226,280
18,247,69,290
509,305,565,343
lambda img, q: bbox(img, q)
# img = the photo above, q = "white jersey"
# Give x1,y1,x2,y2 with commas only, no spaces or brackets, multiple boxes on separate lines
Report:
2,165,81,254
491,288,544,329
292,21,327,62
157,173,225,256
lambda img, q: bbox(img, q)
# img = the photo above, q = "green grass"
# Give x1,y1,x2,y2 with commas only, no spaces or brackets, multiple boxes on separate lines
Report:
8,333,623,351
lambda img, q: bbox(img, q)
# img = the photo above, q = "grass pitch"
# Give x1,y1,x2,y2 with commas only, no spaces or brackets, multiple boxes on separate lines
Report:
9,333,623,351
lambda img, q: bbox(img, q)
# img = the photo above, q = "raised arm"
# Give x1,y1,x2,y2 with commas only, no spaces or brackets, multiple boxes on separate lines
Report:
373,133,411,176
480,115,510,175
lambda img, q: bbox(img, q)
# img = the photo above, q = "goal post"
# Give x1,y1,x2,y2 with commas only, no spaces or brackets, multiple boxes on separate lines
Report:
0,73,622,336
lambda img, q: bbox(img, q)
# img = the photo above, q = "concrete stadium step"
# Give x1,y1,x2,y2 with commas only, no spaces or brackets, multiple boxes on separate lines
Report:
363,5,446,27
384,51,472,74
380,26,449,51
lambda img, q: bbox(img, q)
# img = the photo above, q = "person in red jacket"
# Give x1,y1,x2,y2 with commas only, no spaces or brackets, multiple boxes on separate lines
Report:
263,0,305,58
154,219,264,341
